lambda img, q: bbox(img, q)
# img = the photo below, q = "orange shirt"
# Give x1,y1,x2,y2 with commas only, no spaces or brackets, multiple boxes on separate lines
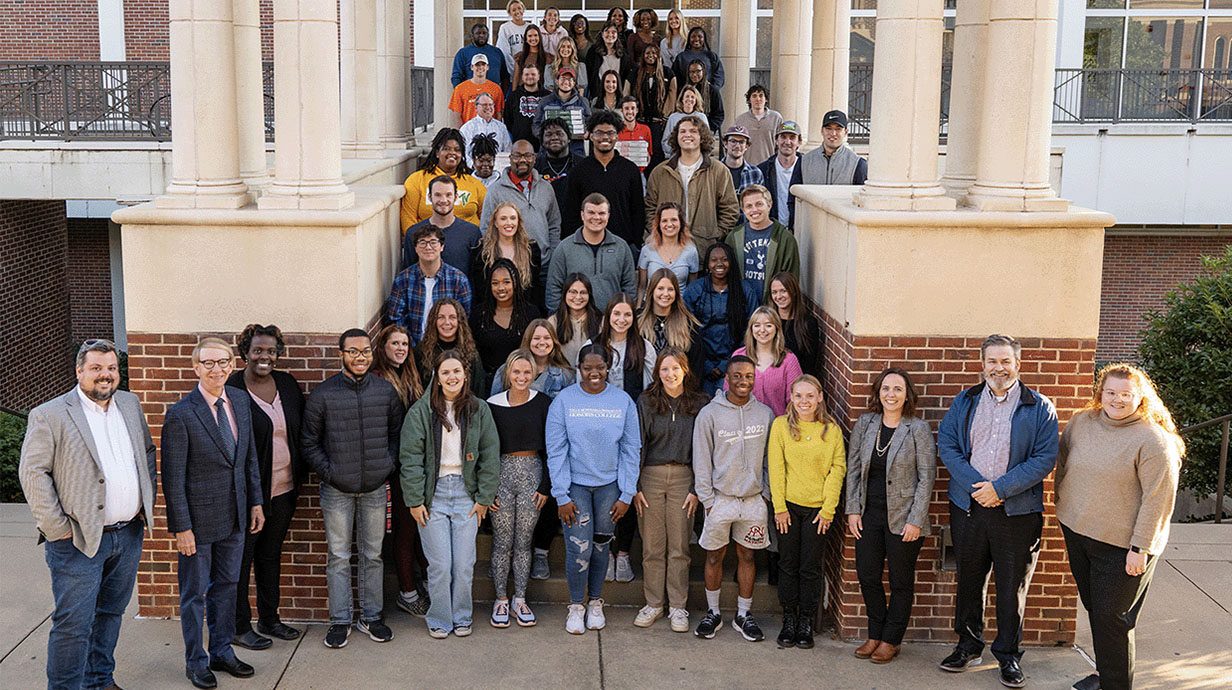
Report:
449,80,505,124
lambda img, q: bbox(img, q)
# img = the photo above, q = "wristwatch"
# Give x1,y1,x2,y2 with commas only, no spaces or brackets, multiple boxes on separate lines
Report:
1129,545,1143,554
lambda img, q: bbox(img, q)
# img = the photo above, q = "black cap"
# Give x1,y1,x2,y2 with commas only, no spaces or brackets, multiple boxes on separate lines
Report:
822,110,849,129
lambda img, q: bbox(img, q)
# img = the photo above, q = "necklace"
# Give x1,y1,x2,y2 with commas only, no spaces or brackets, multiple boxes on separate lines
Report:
541,156,570,178
875,427,894,455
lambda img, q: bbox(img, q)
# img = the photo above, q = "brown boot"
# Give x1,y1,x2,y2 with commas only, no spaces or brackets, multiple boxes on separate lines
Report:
854,639,881,658
870,641,901,664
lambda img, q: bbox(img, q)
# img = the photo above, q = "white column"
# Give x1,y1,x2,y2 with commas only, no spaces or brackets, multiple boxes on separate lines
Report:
233,0,269,189
854,0,954,211
433,0,463,129
808,0,851,145
259,0,354,210
379,0,410,148
940,0,988,196
341,0,384,158
158,0,250,209
97,0,127,60
770,0,814,138
720,0,752,129
965,0,1067,211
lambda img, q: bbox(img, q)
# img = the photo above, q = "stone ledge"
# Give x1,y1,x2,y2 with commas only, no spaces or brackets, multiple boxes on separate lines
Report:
111,185,403,227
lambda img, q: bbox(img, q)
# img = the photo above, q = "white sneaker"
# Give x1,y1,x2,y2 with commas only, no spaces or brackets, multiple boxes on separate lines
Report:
586,598,607,630
668,607,690,633
566,604,587,634
604,557,616,582
615,553,634,582
633,605,663,628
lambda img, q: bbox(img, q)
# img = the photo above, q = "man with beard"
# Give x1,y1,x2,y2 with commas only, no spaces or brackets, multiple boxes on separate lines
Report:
534,118,584,223
20,339,158,690
504,63,548,149
480,139,563,279
937,334,1058,689
302,329,406,650
452,22,509,90
755,121,804,232
564,109,646,249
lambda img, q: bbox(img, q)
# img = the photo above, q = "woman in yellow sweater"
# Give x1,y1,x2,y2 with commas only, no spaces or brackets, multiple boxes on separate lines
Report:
400,128,488,231
768,374,845,650
1056,363,1184,690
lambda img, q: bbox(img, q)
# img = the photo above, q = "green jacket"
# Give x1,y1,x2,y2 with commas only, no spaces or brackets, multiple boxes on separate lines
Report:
725,220,801,301
399,394,501,509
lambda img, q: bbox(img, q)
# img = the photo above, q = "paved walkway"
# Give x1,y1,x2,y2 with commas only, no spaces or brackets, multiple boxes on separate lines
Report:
2,504,1228,689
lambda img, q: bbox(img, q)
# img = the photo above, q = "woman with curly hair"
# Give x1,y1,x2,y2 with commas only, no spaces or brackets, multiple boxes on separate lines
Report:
416,298,486,398
400,128,486,230
624,43,676,171
683,242,760,394
1056,363,1184,690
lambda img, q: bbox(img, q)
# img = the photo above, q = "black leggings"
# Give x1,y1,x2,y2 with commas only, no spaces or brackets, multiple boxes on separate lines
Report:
777,501,823,615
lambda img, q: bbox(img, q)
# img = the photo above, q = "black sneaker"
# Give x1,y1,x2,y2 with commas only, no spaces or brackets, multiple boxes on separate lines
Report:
323,623,350,648
732,613,765,642
357,617,394,642
999,658,1026,688
694,611,722,639
776,609,797,648
939,647,983,672
794,614,814,649
1072,673,1101,690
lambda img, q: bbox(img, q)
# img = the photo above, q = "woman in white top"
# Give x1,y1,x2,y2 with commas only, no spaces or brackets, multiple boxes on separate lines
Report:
540,6,568,57
496,0,529,70
638,202,699,303
659,9,688,67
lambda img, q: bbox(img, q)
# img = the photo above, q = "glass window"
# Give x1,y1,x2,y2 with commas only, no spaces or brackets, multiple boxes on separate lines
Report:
852,0,876,9
756,16,772,67
1206,19,1232,70
851,17,876,65
1211,1,1232,9
1126,16,1203,70
464,0,486,10
1084,16,1125,68
1086,0,1125,7
680,0,721,9
1128,0,1202,8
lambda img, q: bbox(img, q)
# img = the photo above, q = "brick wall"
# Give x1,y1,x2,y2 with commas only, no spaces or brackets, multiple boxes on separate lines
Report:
0,0,98,59
0,201,74,410
817,308,1091,645
1098,230,1232,363
65,218,114,343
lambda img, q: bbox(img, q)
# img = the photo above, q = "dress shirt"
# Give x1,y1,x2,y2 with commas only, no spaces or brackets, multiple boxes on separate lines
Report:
198,383,239,443
969,381,1021,482
75,386,141,524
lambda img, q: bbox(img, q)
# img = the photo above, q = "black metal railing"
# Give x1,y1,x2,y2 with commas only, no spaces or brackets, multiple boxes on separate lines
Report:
1054,68,1232,124
410,66,433,132
1180,413,1231,524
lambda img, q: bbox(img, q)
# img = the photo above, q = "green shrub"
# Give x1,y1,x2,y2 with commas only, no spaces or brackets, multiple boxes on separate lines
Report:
0,411,27,503
1138,245,1232,498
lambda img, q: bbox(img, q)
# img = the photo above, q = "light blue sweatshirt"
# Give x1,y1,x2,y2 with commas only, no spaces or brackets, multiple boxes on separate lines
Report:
545,383,642,505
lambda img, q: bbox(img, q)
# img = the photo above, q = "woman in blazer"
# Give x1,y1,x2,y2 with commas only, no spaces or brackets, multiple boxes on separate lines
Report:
226,324,306,647
845,367,936,664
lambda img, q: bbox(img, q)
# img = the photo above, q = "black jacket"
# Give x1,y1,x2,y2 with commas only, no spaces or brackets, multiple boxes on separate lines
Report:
504,85,549,149
300,372,405,494
564,153,646,247
757,156,804,232
227,369,307,500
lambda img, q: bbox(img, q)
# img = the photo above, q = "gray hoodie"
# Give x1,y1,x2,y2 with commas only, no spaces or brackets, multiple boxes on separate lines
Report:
691,389,774,509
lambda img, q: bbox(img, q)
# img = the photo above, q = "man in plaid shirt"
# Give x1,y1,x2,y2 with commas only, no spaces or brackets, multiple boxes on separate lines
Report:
385,225,473,345
721,126,765,224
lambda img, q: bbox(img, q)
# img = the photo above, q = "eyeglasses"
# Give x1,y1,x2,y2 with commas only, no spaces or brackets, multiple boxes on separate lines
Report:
591,129,619,139
416,239,442,248
510,152,536,160
197,358,233,370
341,348,374,358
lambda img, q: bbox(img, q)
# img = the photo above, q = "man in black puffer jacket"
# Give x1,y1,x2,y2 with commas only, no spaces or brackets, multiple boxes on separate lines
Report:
301,328,405,649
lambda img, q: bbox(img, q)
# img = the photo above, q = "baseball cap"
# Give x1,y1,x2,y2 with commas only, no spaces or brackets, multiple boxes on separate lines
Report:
471,53,489,66
776,121,802,138
723,125,751,142
557,66,576,79
822,110,849,129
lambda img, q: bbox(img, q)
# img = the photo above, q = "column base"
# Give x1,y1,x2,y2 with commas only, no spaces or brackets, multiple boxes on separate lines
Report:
964,183,1069,212
342,142,389,159
381,135,410,150
156,182,251,210
258,183,356,211
853,183,957,211
940,175,976,198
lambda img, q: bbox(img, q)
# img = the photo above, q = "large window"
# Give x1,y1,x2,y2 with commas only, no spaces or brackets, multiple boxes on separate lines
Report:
1083,1,1232,69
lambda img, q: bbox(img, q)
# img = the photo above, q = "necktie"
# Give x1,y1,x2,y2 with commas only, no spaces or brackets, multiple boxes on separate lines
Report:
214,397,236,462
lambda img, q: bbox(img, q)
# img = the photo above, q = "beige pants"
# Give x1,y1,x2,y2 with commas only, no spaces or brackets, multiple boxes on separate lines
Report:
637,464,694,610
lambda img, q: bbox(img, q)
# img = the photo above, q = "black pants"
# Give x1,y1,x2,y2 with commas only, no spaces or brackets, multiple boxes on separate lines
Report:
235,491,297,632
777,501,824,615
614,509,637,553
533,496,559,551
855,504,924,645
950,502,1042,663
1062,524,1157,690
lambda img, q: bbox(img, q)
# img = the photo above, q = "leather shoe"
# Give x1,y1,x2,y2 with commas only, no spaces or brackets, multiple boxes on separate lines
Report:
232,629,272,650
854,639,881,658
870,641,900,664
257,621,301,640
939,647,983,672
209,656,255,678
185,668,217,689
999,658,1026,688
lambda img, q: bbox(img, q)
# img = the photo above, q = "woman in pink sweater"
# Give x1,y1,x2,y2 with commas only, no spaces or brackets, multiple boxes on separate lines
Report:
725,306,802,417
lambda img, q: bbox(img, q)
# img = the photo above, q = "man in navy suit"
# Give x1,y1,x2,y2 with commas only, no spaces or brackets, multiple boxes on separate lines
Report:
161,337,265,689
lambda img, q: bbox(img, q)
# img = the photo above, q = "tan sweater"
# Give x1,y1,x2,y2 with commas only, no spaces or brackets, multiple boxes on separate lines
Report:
1055,409,1182,555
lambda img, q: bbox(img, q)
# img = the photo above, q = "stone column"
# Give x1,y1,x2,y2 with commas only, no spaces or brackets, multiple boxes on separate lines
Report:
808,0,851,145
720,0,752,129
964,0,1067,211
259,0,354,210
341,0,384,158
940,0,988,196
854,0,954,211
158,0,249,209
433,0,463,129
770,0,814,137
379,0,410,148
233,0,269,190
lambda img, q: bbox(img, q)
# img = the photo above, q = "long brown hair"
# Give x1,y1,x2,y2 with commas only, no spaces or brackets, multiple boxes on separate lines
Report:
597,293,646,373
372,324,424,405
647,202,693,250
420,299,478,372
429,349,477,433
867,367,918,418
480,202,535,288
637,267,697,351
1081,363,1186,456
522,318,574,372
643,346,708,416
769,272,817,362
551,273,601,345
785,374,837,442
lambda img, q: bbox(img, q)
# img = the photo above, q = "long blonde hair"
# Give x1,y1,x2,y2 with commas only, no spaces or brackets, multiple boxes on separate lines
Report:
743,306,786,367
638,268,698,351
1081,363,1186,456
785,374,837,442
481,202,535,288
664,8,687,43
551,36,581,74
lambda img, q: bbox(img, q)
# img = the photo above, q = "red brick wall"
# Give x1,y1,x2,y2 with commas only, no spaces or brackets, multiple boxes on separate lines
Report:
1098,230,1232,363
0,0,98,59
122,0,169,60
817,308,1091,645
65,218,114,343
0,201,74,410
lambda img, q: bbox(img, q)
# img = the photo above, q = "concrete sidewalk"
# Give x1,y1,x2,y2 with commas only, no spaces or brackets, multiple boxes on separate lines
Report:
2,504,1229,689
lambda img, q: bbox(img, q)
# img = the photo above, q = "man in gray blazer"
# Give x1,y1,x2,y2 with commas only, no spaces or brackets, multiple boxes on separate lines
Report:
19,338,157,690
161,337,264,689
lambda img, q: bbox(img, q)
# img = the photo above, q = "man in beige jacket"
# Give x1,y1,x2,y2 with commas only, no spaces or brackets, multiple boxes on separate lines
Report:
645,114,740,253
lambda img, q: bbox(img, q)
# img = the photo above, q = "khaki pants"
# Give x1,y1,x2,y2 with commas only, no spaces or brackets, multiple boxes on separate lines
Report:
637,464,694,610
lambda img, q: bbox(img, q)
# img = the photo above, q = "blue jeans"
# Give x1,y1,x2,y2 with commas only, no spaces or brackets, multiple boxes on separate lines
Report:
320,482,387,625
419,475,479,631
562,482,619,604
177,528,244,672
44,520,143,690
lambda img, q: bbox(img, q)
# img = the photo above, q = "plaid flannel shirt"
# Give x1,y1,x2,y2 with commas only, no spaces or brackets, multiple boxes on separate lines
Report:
385,262,473,345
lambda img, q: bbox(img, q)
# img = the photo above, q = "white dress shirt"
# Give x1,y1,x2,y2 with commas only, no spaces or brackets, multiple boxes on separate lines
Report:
76,387,141,524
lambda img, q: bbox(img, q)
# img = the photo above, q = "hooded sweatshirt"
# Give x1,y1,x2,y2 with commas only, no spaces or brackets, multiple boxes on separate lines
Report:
691,389,774,509
545,382,642,505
